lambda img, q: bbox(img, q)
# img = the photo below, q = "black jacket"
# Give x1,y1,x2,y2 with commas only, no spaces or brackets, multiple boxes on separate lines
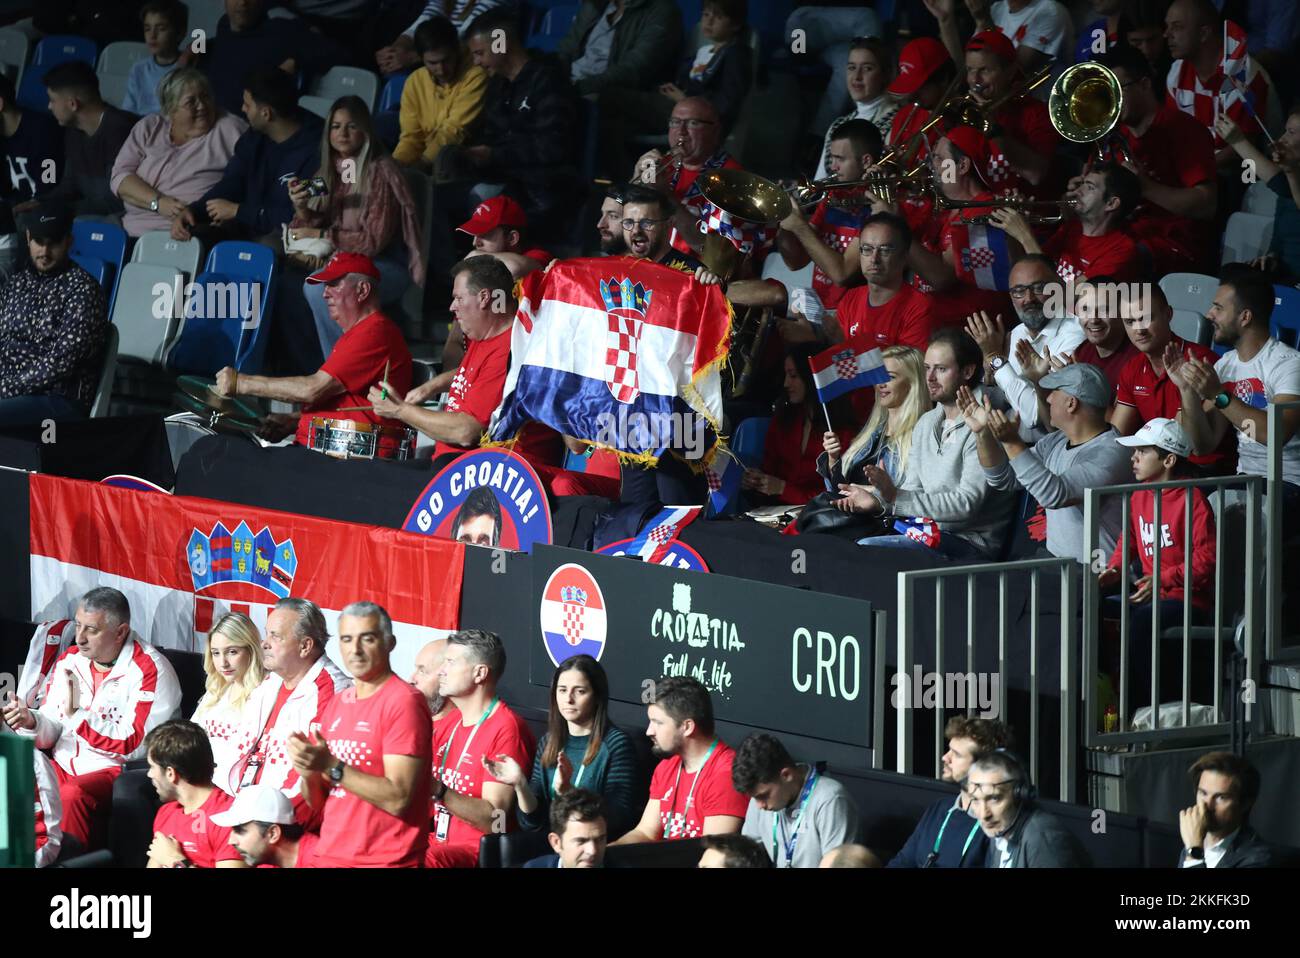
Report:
1177,827,1274,868
203,14,348,115
983,803,1091,868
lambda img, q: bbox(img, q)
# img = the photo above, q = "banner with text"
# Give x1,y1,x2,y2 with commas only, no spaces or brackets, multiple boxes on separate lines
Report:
530,545,873,747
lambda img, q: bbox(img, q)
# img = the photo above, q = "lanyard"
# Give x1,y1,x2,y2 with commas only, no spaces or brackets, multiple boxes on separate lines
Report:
770,767,819,867
931,803,982,864
547,751,588,797
437,697,498,780
662,739,718,839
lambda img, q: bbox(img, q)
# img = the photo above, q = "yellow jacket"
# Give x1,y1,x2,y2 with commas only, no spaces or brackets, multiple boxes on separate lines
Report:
393,61,488,166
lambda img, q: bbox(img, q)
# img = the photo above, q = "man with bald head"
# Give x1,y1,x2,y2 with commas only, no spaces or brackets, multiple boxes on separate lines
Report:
820,844,882,868
410,639,456,730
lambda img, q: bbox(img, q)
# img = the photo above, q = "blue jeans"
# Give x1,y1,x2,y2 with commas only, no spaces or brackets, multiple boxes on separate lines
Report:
856,530,987,562
784,6,883,134
0,393,87,428
308,253,413,360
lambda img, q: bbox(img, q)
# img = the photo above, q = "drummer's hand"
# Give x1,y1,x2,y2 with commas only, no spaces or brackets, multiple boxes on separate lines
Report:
367,383,403,419
404,379,440,405
214,366,238,396
257,414,297,443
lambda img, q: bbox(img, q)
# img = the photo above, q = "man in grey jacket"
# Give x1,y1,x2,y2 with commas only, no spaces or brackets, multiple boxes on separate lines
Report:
963,363,1132,562
556,0,682,97
966,750,1090,868
835,327,1017,560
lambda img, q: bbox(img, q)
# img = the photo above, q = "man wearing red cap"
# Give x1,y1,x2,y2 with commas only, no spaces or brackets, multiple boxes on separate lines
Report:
883,37,957,237
457,194,553,269
214,252,413,450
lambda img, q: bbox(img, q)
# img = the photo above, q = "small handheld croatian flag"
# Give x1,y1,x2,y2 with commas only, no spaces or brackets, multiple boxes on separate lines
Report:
955,222,1013,291
703,448,743,517
625,505,703,563
809,343,889,404
893,516,941,548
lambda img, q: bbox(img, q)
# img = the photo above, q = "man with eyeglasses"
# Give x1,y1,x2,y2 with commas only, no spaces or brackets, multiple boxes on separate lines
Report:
965,254,1085,439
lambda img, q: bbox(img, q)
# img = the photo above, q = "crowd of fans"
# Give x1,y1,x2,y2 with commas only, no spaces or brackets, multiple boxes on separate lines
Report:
1,0,1298,867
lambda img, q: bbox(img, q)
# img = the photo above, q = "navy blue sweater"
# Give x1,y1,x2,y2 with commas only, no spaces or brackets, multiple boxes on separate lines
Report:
887,794,989,868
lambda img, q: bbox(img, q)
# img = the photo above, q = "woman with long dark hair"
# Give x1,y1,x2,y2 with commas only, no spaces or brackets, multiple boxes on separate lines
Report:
487,654,644,840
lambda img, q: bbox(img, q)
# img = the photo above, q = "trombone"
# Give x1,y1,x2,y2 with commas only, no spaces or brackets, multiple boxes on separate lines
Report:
934,192,1080,225
787,167,931,208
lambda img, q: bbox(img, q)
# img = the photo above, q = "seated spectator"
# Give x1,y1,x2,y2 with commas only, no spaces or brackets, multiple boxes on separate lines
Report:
1099,44,1215,274
0,73,63,277
432,629,537,868
614,676,748,843
0,206,108,427
743,346,856,506
776,119,885,318
191,612,266,797
1170,270,1300,535
815,38,899,181
834,328,1018,560
1069,277,1138,389
2,588,181,852
1125,0,1172,76
558,0,682,98
392,17,487,171
144,720,246,868
733,733,860,868
215,252,414,449
39,61,137,223
783,4,884,135
1217,108,1300,283
966,750,1090,867
409,638,458,733
288,95,425,358
698,833,773,868
289,602,432,868
34,752,63,868
819,843,883,867
110,68,247,238
524,789,610,869
214,784,320,868
175,66,322,244
966,363,1132,561
226,598,351,799
1110,283,1234,472
995,163,1143,285
966,254,1085,440
887,716,1009,868
492,654,642,840
376,0,511,74
819,345,932,490
200,0,347,116
123,0,185,117
1178,751,1273,867
369,256,560,472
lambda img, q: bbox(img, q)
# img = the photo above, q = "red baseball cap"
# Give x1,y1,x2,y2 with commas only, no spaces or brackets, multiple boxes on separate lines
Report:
944,124,992,175
306,251,381,285
965,29,1016,64
457,195,528,235
888,38,950,96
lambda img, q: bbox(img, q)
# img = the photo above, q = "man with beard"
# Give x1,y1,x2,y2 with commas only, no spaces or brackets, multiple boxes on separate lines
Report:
410,638,457,732
596,185,626,254
613,676,747,843
966,254,1085,440
1178,751,1273,867
144,720,246,868
216,784,320,868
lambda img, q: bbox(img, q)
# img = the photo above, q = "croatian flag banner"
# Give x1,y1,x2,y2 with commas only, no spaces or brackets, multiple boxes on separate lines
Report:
623,506,703,563
809,343,889,403
489,257,732,467
953,222,1013,291
703,447,743,517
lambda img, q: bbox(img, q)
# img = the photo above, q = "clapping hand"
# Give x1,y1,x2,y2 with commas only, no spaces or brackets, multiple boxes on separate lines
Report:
482,753,526,786
286,730,335,774
987,404,1021,444
957,385,991,433
860,463,897,503
833,483,881,514
1015,338,1054,383
1,691,35,731
965,311,1007,360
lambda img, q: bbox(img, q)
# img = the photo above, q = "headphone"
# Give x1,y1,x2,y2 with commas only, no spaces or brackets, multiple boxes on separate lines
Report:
991,748,1037,805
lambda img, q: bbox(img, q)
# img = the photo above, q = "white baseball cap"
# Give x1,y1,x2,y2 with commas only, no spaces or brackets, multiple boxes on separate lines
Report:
209,784,295,828
1115,417,1193,458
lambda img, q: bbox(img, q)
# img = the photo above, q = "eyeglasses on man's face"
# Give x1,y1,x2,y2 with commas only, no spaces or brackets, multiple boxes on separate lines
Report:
1009,281,1052,300
668,118,715,130
622,218,667,232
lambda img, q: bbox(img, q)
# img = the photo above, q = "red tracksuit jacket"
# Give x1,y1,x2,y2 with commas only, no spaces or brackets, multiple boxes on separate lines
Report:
1108,486,1216,608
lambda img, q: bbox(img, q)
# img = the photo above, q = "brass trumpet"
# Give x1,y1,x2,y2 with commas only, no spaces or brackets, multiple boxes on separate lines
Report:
788,167,931,208
935,192,1080,225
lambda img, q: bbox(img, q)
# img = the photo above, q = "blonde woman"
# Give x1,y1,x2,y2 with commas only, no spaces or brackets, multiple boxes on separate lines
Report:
818,345,930,489
192,613,266,795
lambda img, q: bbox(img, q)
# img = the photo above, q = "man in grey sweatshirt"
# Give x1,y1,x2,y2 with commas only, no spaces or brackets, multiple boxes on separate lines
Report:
835,328,1017,560
965,363,1132,562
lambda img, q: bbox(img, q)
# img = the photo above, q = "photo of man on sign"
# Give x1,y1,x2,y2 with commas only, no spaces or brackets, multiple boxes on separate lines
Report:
451,487,503,548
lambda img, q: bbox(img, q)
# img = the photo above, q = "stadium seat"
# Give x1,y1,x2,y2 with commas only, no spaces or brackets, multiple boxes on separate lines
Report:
298,94,332,119
95,41,149,110
17,34,98,111
1159,272,1217,320
1170,309,1211,347
130,230,202,284
477,830,551,868
108,767,160,869
1273,284,1300,348
310,65,380,113
0,26,29,86
1220,212,1273,266
731,415,770,468
378,70,408,113
528,4,578,52
1242,180,1279,218
71,252,107,288
90,324,119,418
71,220,127,317
110,261,185,363
167,241,276,374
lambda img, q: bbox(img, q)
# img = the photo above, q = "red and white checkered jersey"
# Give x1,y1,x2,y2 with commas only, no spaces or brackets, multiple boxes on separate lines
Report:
18,634,182,778
192,690,258,797
1166,56,1272,149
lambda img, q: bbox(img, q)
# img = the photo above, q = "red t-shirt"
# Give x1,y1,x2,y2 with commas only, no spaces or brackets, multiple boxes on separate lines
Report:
1043,222,1142,283
668,154,744,254
293,830,320,868
649,741,748,840
915,203,1013,327
990,96,1060,198
837,283,935,421
1073,339,1138,396
438,326,560,466
152,787,242,868
295,311,413,445
430,701,536,856
808,200,868,309
314,674,432,868
1114,337,1233,468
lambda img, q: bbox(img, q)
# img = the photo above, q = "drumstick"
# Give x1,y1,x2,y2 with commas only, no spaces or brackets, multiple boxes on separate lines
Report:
380,360,390,401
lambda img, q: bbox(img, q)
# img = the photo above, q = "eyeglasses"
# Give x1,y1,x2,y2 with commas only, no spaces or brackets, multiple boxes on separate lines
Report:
621,218,668,231
860,244,899,258
668,118,715,129
1009,282,1051,299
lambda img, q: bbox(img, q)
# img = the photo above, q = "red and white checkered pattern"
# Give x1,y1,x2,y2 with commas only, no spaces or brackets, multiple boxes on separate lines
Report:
1167,40,1271,148
1056,260,1081,284
986,150,1011,184
605,309,642,403
705,467,722,492
562,601,585,645
966,247,995,269
833,351,859,380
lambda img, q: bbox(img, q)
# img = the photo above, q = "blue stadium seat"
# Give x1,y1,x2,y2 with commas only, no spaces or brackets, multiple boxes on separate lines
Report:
731,416,770,469
165,242,276,375
1272,284,1300,349
18,34,98,111
379,71,409,113
71,220,126,317
71,252,107,288
208,241,276,373
527,4,578,52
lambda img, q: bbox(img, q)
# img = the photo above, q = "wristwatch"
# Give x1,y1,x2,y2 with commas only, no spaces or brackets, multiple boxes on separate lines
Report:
149,194,161,212
1213,391,1232,409
987,356,1008,374
328,761,345,785
432,778,448,802
1186,846,1205,860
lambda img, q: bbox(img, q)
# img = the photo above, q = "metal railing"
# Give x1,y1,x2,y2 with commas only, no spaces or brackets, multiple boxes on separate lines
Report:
895,557,1078,801
1266,400,1299,661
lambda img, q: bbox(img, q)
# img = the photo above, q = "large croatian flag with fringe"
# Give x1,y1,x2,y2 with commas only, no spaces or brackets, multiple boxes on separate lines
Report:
490,258,731,465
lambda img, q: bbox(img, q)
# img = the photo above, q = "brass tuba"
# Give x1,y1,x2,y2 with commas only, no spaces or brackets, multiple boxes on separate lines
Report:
1047,61,1124,148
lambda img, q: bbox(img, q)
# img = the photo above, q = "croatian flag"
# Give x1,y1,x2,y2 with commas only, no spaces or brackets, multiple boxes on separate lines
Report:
893,516,941,548
955,222,1013,291
809,343,888,403
1222,20,1258,114
489,258,730,465
703,447,743,517
625,506,702,563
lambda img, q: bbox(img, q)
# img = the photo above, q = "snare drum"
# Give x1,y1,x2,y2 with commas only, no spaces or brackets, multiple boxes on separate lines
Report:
308,417,416,461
